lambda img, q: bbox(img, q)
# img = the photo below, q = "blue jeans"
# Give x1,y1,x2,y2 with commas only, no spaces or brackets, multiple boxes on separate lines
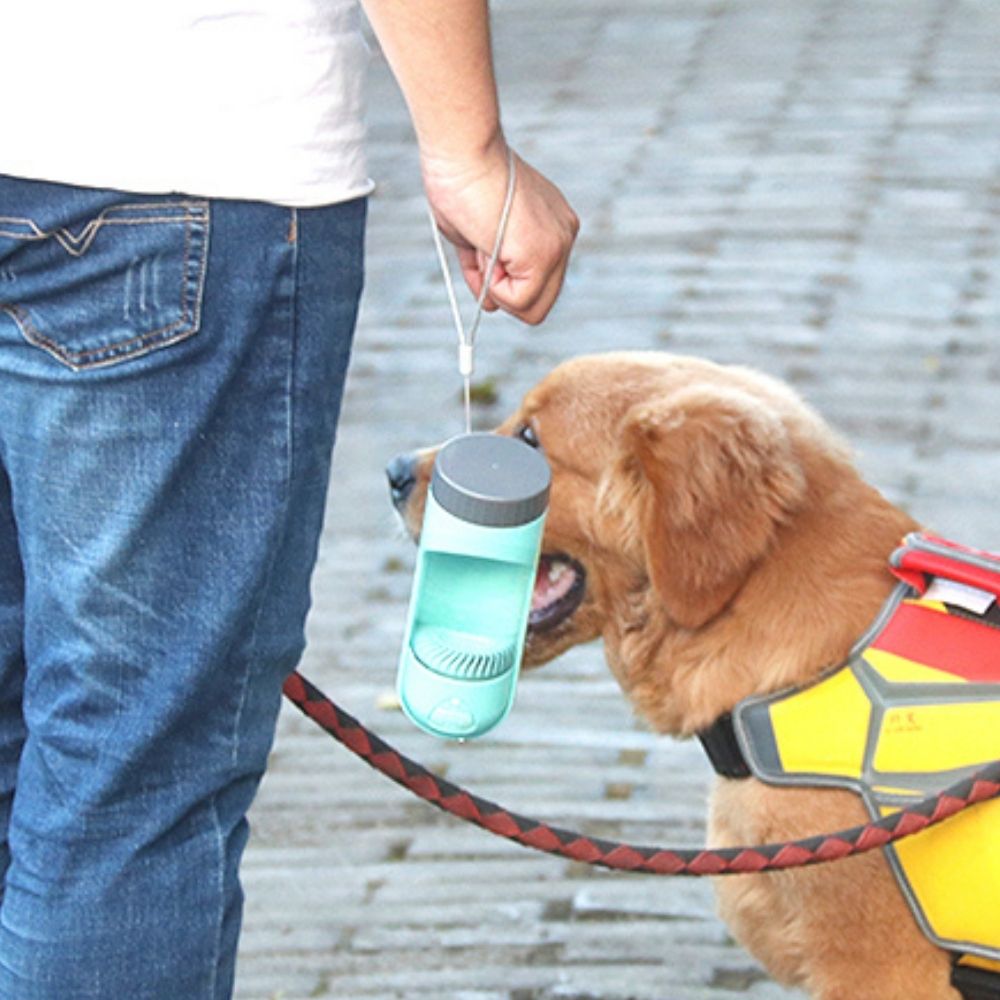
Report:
0,175,366,998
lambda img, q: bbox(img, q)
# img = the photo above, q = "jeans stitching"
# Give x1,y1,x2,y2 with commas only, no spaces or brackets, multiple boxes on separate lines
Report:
230,214,299,769
206,793,226,1000
0,202,211,370
0,201,208,258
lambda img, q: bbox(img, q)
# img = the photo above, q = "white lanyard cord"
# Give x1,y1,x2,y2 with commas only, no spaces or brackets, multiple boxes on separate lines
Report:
426,146,517,434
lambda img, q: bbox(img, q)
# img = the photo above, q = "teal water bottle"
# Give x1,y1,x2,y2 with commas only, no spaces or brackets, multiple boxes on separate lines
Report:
397,433,550,739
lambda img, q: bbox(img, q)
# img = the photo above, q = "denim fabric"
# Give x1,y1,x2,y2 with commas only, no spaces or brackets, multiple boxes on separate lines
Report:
0,175,366,998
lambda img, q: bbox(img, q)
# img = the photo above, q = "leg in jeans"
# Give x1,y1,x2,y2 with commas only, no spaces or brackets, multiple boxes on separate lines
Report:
0,175,365,999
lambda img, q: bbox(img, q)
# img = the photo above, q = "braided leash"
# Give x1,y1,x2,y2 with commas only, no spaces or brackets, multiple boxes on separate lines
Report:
282,670,1000,876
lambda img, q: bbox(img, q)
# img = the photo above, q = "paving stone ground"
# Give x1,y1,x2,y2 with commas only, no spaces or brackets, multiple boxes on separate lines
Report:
235,1,1000,997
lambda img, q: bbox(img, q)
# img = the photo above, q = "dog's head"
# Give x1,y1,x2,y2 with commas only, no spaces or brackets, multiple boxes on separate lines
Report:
388,352,913,732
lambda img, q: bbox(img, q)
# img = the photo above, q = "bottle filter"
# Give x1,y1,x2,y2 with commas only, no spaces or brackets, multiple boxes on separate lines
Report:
397,433,551,739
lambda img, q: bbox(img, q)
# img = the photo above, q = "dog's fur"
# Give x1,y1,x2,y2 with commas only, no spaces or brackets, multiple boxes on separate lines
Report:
396,352,958,999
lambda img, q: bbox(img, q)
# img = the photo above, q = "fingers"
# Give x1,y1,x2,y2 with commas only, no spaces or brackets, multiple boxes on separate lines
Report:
484,159,579,323
459,192,578,323
488,225,577,325
456,247,500,312
424,147,579,325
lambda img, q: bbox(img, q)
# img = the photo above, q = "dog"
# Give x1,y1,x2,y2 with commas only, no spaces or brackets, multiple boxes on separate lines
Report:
386,351,965,1000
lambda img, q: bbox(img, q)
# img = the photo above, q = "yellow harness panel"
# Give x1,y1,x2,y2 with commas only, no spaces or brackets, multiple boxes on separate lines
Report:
734,534,1000,962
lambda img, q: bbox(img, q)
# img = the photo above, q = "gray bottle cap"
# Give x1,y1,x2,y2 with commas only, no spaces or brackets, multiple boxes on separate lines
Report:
431,432,550,527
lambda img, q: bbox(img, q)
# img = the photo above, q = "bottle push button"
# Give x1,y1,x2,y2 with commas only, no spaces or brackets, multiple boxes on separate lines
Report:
428,699,477,736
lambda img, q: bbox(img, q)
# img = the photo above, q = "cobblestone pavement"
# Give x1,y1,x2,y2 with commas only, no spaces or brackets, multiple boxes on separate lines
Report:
235,0,1000,997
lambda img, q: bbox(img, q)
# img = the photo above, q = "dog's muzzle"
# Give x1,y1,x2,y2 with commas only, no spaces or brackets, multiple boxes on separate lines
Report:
386,452,418,510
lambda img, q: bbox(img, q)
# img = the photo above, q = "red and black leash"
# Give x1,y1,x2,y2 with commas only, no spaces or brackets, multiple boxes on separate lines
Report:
282,670,1000,877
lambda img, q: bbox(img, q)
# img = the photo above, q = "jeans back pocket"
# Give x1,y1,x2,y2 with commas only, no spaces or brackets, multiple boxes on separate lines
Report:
0,199,209,370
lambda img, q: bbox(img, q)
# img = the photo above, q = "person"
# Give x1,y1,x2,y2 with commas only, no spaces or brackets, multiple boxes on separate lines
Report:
0,1,578,997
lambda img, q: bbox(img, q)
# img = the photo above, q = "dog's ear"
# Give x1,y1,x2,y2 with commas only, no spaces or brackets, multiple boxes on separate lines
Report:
621,385,806,630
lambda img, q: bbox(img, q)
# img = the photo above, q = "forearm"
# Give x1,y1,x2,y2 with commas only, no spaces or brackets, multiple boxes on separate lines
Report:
361,0,578,324
360,0,504,170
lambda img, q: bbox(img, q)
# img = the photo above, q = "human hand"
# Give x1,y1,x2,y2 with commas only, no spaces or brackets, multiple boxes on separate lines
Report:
422,139,579,325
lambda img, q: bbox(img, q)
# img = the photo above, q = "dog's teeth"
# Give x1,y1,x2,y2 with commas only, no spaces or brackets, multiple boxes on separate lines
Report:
548,562,567,583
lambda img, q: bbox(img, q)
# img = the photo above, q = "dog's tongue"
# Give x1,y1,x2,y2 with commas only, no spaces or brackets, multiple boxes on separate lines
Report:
532,556,576,611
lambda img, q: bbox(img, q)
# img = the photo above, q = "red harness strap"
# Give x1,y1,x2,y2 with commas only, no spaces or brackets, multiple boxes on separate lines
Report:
891,533,1000,603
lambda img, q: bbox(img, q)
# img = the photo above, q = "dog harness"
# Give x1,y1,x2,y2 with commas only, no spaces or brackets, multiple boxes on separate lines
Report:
699,533,1000,998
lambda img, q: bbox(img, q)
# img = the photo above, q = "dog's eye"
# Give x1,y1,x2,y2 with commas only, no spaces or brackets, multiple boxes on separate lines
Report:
516,423,541,449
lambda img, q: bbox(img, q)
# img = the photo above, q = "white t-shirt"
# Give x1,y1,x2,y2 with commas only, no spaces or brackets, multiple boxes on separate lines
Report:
1,1,374,207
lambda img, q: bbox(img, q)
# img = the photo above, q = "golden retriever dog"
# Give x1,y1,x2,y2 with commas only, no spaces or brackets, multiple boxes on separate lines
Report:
386,351,959,1000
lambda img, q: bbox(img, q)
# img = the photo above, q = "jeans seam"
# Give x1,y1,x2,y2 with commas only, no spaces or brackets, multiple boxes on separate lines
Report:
206,792,226,1000
229,209,299,767
0,203,211,371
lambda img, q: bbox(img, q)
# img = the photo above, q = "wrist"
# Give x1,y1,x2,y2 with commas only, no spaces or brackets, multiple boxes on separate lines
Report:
419,127,509,191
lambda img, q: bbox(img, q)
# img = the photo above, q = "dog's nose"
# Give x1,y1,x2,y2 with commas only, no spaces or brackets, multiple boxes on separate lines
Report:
386,452,418,509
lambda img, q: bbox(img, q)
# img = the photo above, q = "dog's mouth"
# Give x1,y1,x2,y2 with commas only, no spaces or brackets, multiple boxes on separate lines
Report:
529,554,586,632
